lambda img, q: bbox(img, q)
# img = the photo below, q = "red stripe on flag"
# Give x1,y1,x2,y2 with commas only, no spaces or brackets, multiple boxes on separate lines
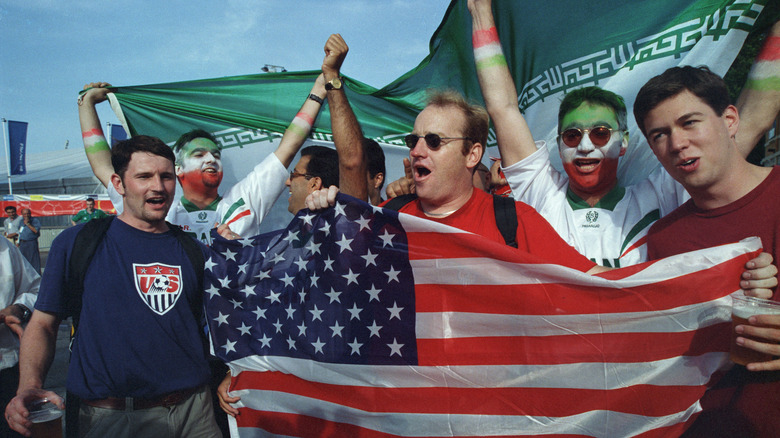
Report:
225,208,252,226
417,322,730,365
233,371,707,418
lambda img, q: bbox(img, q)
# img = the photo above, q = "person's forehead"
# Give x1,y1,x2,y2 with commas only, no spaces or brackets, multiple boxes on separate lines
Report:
128,151,175,172
561,102,619,129
415,104,466,134
180,137,220,155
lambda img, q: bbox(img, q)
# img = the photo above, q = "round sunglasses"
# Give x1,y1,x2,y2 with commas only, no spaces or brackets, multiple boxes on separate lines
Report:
559,126,622,148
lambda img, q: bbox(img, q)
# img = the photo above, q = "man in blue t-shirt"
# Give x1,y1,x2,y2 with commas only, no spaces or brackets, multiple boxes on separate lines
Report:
5,136,220,437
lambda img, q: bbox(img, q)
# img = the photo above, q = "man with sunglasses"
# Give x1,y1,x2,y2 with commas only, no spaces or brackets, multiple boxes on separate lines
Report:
467,0,776,268
307,90,608,276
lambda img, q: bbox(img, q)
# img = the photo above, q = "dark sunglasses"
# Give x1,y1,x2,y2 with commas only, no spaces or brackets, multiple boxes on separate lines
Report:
404,133,473,150
559,126,621,148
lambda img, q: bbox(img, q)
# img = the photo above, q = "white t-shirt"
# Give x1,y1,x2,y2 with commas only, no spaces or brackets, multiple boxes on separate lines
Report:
503,141,689,267
109,153,288,244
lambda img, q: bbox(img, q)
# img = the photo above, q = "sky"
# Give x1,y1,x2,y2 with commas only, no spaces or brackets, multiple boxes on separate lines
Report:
0,0,453,154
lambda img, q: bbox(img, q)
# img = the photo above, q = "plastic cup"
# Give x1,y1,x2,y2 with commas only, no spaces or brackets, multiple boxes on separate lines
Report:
730,294,780,366
27,401,63,438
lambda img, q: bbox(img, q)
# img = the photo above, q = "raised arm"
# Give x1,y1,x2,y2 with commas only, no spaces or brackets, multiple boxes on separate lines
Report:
78,82,115,187
322,34,368,201
274,74,328,167
467,0,536,167
735,20,780,157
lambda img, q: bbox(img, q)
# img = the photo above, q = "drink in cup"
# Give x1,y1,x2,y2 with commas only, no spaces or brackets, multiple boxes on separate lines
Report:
730,294,780,366
27,400,63,438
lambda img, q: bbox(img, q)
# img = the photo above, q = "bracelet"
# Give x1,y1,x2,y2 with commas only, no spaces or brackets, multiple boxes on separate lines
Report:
308,94,324,105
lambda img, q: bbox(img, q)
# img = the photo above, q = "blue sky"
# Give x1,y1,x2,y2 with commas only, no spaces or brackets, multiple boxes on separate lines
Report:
0,0,452,154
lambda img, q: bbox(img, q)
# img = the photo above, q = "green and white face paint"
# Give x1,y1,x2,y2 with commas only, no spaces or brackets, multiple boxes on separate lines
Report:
176,137,223,194
558,103,626,199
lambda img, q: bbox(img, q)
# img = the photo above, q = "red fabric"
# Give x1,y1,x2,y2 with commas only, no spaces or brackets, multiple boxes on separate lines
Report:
648,166,780,437
384,188,596,273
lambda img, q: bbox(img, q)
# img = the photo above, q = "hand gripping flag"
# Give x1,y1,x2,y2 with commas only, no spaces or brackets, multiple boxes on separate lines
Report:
205,194,760,437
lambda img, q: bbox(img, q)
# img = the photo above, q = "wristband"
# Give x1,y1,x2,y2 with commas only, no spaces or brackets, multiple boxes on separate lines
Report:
473,27,507,70
308,94,324,105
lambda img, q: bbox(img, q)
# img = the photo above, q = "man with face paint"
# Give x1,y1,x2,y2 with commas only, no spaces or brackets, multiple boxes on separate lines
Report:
468,0,778,267
78,76,329,244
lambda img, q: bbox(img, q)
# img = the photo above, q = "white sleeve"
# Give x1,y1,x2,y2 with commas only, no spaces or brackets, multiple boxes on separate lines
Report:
502,140,569,209
0,239,39,310
107,183,124,215
217,153,288,237
637,166,690,216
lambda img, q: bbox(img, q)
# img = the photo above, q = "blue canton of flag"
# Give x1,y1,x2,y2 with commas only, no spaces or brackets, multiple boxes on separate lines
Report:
205,194,418,366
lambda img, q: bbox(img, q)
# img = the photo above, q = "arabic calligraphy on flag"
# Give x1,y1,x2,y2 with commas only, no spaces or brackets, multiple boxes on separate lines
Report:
204,194,760,437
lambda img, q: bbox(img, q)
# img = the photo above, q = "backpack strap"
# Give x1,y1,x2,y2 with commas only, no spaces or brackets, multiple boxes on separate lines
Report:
66,216,115,334
382,193,418,211
492,194,518,248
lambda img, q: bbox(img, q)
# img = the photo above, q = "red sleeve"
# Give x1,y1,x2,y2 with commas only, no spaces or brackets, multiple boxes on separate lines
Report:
515,204,596,272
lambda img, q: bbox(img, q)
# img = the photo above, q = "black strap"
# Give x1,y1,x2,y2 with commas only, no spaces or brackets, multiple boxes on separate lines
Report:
492,194,518,248
66,216,115,333
382,193,418,211
383,193,518,248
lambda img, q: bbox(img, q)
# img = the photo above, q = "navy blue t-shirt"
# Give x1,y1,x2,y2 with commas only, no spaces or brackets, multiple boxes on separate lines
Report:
36,219,211,399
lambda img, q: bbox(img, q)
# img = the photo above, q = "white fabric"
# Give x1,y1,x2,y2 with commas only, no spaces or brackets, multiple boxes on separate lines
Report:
503,141,689,267
109,153,288,244
0,238,39,370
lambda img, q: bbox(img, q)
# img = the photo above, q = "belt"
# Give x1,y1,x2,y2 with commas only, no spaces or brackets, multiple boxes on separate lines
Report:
82,386,198,411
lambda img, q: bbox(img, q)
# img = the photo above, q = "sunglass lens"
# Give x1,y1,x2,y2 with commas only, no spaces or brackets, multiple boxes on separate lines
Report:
424,133,442,149
590,127,613,146
404,134,420,149
561,129,582,147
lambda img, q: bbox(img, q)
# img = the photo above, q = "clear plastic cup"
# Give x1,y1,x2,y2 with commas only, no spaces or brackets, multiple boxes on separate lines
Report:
730,294,780,366
27,400,63,438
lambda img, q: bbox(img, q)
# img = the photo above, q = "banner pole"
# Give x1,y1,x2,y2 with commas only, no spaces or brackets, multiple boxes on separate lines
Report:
1,118,12,195
106,122,112,147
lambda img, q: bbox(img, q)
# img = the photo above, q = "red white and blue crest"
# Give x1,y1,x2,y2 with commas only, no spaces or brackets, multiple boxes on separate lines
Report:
133,263,183,315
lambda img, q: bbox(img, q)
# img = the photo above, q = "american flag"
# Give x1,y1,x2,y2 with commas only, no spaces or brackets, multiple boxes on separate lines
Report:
204,194,759,438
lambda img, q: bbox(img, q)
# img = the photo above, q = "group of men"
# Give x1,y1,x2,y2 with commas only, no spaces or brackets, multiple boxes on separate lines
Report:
4,206,42,274
3,4,780,437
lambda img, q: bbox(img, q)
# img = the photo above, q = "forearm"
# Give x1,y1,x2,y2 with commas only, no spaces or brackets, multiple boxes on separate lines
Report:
78,95,113,187
17,312,60,391
469,1,535,166
327,86,367,200
735,23,780,157
274,80,328,167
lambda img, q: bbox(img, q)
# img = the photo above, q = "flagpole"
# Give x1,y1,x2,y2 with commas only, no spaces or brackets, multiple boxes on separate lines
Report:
106,122,112,147
1,118,12,195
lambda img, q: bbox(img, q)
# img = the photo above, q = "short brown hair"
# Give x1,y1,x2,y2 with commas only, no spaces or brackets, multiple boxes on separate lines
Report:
426,90,489,156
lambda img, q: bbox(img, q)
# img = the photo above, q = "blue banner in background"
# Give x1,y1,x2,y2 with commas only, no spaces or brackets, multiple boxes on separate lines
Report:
109,123,127,146
7,120,27,175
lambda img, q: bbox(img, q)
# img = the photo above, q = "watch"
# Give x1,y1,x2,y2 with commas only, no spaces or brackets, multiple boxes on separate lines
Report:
325,77,343,91
16,304,32,323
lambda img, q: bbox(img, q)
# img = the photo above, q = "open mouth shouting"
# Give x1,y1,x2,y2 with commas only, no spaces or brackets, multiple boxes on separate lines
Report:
573,158,601,173
414,162,432,180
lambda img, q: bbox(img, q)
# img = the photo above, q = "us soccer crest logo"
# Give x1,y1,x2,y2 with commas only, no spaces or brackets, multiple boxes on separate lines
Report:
133,263,183,315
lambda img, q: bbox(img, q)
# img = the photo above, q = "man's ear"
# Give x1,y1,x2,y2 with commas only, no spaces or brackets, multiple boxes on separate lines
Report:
722,104,740,138
175,164,183,177
309,176,323,192
110,173,125,196
373,173,385,190
466,142,483,170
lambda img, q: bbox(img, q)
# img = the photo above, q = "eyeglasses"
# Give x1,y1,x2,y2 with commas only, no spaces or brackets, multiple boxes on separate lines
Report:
559,126,621,148
289,170,314,180
404,133,473,150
